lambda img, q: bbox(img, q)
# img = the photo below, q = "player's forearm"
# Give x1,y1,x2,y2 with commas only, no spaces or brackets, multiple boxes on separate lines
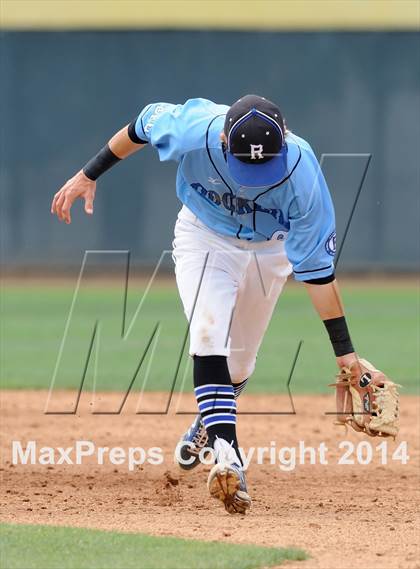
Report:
83,124,146,181
304,279,355,362
109,125,147,159
304,279,344,320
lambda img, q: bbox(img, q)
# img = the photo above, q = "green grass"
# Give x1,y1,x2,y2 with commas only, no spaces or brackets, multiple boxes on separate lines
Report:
1,282,418,394
0,524,307,569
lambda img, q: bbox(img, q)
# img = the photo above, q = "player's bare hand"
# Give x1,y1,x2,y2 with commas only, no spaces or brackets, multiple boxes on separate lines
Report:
51,170,96,224
336,352,359,370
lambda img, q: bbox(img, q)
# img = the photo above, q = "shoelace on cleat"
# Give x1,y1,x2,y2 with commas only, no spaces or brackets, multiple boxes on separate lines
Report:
191,424,208,450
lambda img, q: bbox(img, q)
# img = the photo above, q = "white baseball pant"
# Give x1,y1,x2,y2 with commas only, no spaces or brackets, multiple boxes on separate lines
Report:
172,206,292,383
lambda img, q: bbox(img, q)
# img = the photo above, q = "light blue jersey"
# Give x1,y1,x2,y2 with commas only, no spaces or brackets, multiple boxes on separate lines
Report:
134,98,336,281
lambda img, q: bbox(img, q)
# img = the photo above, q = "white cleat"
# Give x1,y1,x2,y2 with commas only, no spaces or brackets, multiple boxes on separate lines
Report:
207,461,252,515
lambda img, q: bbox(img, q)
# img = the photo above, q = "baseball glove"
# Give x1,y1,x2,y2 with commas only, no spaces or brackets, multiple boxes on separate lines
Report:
330,358,400,438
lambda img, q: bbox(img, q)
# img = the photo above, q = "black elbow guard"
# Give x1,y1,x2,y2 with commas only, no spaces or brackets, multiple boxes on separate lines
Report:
304,272,335,285
127,118,148,144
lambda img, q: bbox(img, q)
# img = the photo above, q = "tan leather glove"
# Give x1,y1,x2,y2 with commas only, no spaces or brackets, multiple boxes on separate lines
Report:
330,358,400,438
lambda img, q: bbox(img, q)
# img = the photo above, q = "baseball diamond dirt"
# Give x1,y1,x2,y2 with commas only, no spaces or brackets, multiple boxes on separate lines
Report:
1,390,419,569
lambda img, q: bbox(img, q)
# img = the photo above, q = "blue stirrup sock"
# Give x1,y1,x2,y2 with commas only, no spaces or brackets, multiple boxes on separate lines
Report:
193,355,241,465
233,377,248,399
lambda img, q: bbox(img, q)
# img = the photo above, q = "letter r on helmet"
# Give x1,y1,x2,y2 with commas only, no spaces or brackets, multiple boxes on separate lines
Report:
250,144,264,159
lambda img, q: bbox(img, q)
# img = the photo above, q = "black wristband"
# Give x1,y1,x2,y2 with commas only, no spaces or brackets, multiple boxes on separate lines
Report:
83,144,121,181
323,316,354,357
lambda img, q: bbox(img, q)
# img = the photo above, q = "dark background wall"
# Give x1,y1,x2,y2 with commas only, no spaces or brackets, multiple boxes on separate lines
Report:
1,31,419,271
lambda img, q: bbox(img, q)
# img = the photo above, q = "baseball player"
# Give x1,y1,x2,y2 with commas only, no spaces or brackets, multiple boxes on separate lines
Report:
51,95,399,515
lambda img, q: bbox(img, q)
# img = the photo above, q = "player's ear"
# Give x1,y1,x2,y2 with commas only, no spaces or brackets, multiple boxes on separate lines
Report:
220,131,227,144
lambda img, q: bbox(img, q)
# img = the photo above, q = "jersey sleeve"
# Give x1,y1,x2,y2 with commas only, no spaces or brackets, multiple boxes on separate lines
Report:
133,102,181,160
133,99,213,162
285,147,336,282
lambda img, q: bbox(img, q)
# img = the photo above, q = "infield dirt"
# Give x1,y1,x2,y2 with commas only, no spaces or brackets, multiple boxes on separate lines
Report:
1,390,419,569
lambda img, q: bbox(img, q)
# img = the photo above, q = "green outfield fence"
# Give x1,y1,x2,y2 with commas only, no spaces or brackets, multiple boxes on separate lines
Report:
1,18,419,272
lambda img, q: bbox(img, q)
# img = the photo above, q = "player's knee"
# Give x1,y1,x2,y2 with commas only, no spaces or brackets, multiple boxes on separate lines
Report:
228,358,256,383
190,333,229,358
189,320,231,357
